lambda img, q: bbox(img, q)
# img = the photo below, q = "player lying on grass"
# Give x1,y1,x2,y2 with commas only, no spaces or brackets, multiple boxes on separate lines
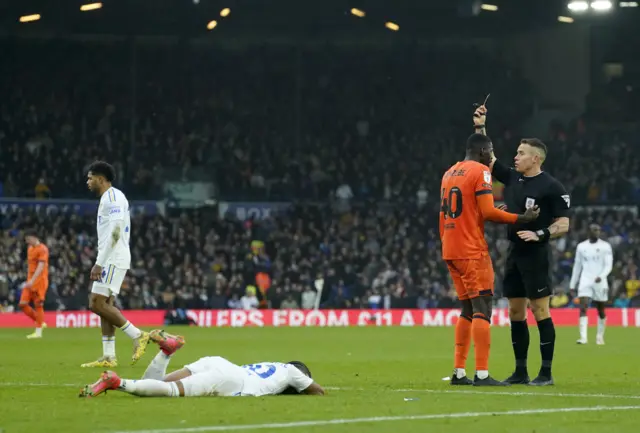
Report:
79,330,325,398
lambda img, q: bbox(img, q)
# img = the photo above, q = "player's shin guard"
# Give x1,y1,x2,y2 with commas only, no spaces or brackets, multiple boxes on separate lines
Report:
472,313,491,378
118,379,179,397
537,318,555,377
454,315,472,375
510,320,529,375
142,351,172,380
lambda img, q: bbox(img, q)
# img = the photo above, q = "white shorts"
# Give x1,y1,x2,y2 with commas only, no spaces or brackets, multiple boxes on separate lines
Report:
181,356,245,397
577,285,609,302
91,265,127,297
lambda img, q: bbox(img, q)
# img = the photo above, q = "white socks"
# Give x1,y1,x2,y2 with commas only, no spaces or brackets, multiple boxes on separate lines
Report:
35,327,43,337
597,317,606,339
476,370,489,380
143,352,172,380
455,368,489,380
120,321,143,339
118,379,179,397
579,316,588,342
103,336,116,358
116,351,178,397
579,315,607,342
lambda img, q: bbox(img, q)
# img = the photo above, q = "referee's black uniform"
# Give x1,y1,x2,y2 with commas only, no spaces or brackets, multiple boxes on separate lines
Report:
492,160,570,299
491,158,570,386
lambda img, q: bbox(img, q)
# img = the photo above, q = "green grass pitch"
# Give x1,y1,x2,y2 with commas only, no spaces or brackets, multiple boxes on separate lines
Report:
1,326,639,433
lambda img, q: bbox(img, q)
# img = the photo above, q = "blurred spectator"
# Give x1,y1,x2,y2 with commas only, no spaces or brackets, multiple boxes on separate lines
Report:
280,294,300,309
241,286,259,310
550,288,570,308
34,178,50,199
301,287,317,309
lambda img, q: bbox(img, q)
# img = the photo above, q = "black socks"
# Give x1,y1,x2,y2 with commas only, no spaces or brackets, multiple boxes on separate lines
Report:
537,317,556,377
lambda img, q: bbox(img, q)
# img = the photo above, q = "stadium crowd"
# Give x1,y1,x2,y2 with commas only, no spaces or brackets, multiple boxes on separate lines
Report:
0,204,639,313
1,40,639,313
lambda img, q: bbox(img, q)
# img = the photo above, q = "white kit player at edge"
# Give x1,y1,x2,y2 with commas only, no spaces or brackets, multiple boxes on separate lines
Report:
94,184,131,298
569,223,613,345
82,161,151,368
80,330,326,398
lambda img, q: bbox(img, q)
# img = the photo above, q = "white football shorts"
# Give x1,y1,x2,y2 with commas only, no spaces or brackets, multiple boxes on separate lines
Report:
181,356,245,397
577,285,608,302
91,264,127,297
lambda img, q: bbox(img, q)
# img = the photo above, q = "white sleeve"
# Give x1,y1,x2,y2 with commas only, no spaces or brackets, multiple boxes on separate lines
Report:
95,201,126,268
601,244,613,279
287,366,314,392
569,245,582,289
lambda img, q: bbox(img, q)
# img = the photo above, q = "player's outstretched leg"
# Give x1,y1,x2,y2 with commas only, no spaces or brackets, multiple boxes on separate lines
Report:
595,302,606,345
576,297,589,344
451,300,473,386
79,371,179,398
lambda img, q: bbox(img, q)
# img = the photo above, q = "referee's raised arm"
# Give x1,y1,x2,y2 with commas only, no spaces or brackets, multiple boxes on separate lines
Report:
472,105,513,185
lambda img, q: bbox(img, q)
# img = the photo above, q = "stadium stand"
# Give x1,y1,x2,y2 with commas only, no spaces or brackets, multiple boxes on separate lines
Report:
1,39,639,312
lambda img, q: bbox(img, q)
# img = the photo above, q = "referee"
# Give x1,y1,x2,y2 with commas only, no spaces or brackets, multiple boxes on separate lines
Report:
473,105,570,386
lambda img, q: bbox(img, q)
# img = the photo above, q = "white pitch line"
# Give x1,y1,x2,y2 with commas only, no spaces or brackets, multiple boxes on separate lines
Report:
325,386,640,400
393,388,640,400
109,405,640,433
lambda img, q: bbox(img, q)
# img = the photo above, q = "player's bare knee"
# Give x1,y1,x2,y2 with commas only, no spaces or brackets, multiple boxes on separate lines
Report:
89,294,107,314
530,298,550,321
508,305,526,321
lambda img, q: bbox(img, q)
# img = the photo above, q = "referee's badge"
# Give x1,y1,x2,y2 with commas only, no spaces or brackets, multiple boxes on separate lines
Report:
525,197,536,209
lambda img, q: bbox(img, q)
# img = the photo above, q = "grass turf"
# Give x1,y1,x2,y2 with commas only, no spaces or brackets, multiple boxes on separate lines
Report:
0,326,639,433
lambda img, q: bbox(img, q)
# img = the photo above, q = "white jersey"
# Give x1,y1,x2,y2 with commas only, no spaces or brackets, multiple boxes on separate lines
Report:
95,187,131,269
182,356,313,397
240,362,313,396
570,239,613,291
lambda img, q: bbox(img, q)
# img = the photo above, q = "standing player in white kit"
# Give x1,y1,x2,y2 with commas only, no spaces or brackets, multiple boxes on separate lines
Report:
81,161,150,368
570,223,613,345
80,330,325,397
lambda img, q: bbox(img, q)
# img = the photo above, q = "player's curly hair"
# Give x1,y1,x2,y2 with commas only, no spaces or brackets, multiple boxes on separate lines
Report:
280,361,313,395
288,360,312,378
87,161,116,182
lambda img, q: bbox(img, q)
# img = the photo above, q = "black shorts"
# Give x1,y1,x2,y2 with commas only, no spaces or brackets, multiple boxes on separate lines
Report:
503,245,552,300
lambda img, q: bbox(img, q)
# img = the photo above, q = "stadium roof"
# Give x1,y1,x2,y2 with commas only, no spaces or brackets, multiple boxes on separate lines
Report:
0,0,635,41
